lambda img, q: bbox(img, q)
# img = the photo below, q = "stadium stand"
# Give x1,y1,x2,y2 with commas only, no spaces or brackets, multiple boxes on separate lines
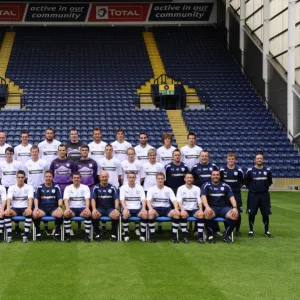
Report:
1,27,174,148
153,26,300,178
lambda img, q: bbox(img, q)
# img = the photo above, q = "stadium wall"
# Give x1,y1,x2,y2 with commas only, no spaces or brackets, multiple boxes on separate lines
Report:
229,11,241,65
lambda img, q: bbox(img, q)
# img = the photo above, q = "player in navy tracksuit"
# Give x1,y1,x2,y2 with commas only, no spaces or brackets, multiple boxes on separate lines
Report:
201,170,239,244
220,152,244,236
245,153,273,238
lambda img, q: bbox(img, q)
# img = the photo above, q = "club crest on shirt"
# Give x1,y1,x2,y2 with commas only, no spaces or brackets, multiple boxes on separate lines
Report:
89,164,93,168
181,168,185,171
221,187,224,191
264,171,267,175
52,189,55,193
209,167,213,171
234,172,238,176
108,189,112,193
66,163,70,167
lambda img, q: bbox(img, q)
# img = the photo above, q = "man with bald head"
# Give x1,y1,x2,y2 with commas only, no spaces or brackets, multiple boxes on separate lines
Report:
91,171,120,242
0,132,11,163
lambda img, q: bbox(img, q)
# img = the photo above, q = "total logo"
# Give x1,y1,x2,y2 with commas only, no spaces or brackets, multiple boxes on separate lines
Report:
95,5,146,21
0,4,25,21
96,6,108,19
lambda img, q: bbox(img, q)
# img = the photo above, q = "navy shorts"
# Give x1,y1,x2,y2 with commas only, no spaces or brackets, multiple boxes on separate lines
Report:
211,206,231,218
247,191,271,216
39,207,57,216
11,207,27,216
98,207,115,217
233,191,243,213
129,208,142,217
153,207,172,217
70,207,86,217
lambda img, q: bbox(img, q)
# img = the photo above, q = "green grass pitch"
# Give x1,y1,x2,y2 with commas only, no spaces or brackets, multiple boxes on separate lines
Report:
0,191,299,300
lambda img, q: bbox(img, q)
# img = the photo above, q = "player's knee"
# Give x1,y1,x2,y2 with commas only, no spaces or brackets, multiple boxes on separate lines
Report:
122,212,129,220
181,212,189,219
32,213,39,219
140,212,147,219
148,213,155,219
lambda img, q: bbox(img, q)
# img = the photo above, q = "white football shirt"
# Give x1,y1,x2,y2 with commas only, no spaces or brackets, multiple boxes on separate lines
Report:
176,184,201,211
119,184,145,210
146,185,176,208
157,145,176,167
7,183,34,208
24,158,48,190
141,161,165,191
0,143,11,163
180,145,203,170
88,141,107,161
64,184,90,208
111,140,132,162
38,139,61,166
134,144,154,164
0,160,22,187
97,157,122,188
121,159,143,186
14,144,32,165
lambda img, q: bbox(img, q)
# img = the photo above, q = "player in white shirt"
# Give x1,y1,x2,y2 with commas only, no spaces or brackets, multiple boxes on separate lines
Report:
0,131,12,163
141,148,165,192
121,148,144,186
0,147,22,188
111,129,132,162
180,132,203,170
63,172,91,242
97,144,122,188
38,127,61,166
157,133,176,167
88,127,107,162
0,184,7,241
134,132,154,164
176,172,205,244
5,170,34,243
24,145,48,191
146,172,180,243
14,130,32,166
120,172,148,242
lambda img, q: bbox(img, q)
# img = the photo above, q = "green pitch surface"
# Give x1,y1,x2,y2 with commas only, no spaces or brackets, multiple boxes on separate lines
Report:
0,191,299,300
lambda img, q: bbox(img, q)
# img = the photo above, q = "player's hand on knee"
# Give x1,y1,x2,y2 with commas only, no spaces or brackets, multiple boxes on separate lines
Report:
180,210,188,219
82,208,91,218
92,209,101,219
5,209,12,216
24,208,32,216
230,208,239,220
111,209,119,219
195,210,204,219
64,209,72,218
204,207,214,219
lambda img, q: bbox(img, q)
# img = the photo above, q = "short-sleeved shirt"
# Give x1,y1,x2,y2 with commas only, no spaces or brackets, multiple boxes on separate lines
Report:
192,162,219,188
35,183,62,209
119,184,145,210
97,157,122,188
111,140,132,162
24,158,48,190
14,144,32,165
7,183,34,208
220,166,244,192
0,143,11,163
50,158,75,185
38,139,61,166
165,162,189,194
92,184,118,208
146,185,176,208
245,166,273,192
180,145,203,170
141,161,165,191
75,158,98,187
0,184,7,204
201,181,234,208
134,144,154,164
156,145,176,167
121,159,143,186
176,184,201,211
64,184,90,208
0,160,23,187
88,141,107,162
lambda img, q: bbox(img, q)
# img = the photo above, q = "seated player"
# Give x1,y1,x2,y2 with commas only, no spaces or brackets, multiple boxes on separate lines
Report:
0,183,7,241
176,173,205,244
146,172,180,243
33,170,63,242
120,172,147,242
5,170,34,243
63,172,92,243
91,171,120,242
201,170,239,244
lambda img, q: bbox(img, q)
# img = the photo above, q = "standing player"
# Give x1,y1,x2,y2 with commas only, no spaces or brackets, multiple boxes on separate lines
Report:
121,148,144,186
157,133,176,167
220,152,244,236
88,127,107,162
201,170,239,244
63,172,92,242
66,127,83,161
14,130,32,165
134,132,154,164
141,148,165,193
146,172,180,243
120,172,148,242
33,170,63,241
5,170,34,243
74,144,98,194
0,184,7,241
97,144,122,189
91,171,120,242
165,149,189,194
38,127,61,167
180,132,202,171
0,131,11,163
176,173,205,244
111,129,132,163
24,145,48,191
245,153,273,238
50,144,75,196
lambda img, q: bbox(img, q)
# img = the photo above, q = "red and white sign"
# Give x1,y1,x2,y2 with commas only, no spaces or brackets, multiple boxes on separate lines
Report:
0,3,26,22
88,3,150,22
